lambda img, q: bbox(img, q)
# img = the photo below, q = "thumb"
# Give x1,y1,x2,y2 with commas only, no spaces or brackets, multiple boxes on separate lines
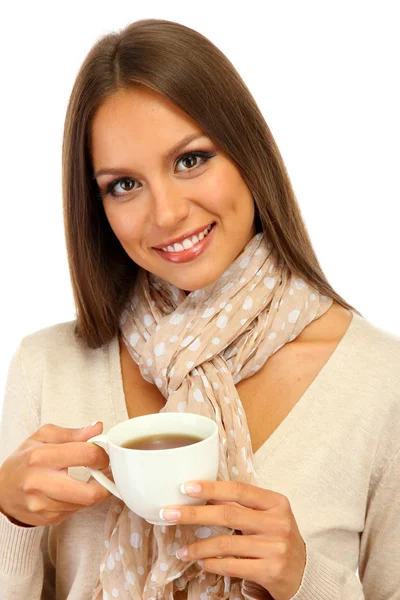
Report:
31,421,104,444
76,420,104,441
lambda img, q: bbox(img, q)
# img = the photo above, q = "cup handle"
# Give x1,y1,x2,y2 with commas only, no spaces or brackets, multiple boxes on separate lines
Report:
85,434,122,500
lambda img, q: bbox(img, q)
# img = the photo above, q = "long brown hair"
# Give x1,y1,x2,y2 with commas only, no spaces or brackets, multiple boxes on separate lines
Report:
62,18,358,349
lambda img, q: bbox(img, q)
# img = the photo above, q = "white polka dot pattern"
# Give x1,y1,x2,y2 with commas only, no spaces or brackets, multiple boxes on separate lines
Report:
195,526,212,539
216,315,228,329
129,533,142,549
94,232,333,600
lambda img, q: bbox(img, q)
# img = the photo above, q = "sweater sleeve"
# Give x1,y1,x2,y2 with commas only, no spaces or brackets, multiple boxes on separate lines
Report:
358,444,400,598
0,343,49,599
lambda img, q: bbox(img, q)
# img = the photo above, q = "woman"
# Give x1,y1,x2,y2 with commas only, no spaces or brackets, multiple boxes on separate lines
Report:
0,17,399,600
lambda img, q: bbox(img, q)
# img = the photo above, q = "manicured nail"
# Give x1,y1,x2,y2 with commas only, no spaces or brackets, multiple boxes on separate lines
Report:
82,421,101,430
159,508,181,522
197,560,204,568
180,482,202,495
175,546,188,559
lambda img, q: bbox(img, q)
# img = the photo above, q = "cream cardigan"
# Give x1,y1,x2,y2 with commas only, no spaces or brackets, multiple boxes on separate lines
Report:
1,313,400,599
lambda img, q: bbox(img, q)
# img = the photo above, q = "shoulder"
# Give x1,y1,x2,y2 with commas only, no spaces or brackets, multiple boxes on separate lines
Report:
311,303,400,383
19,320,113,359
20,320,84,352
355,311,400,347
350,312,400,381
17,320,118,400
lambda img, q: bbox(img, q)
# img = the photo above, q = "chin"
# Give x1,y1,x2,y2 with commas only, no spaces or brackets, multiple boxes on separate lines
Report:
170,275,220,292
162,266,226,292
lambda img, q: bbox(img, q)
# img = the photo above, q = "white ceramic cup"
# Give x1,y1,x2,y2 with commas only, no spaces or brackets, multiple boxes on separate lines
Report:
86,412,219,525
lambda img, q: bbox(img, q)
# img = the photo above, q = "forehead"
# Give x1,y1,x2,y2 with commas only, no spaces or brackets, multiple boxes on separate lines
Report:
89,87,203,165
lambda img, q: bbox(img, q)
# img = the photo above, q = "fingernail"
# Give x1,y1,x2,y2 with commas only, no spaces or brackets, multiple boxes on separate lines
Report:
197,560,204,568
175,546,188,559
82,421,101,430
180,482,202,495
159,509,181,522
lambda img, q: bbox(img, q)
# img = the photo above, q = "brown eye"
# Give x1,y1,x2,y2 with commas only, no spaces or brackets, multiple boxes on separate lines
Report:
180,155,200,169
105,177,138,198
175,151,216,173
116,178,136,192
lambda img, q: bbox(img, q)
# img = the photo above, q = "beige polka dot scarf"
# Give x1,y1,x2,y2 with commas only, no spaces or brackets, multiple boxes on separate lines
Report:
92,232,332,600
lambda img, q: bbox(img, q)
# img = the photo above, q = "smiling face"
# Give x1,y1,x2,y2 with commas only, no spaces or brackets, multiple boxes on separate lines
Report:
90,86,256,292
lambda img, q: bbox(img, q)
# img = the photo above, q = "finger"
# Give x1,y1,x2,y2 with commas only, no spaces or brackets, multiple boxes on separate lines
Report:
160,504,270,534
200,557,263,582
181,480,285,511
177,534,272,561
88,465,115,483
25,469,111,506
208,500,241,507
30,421,103,444
207,500,254,534
26,493,89,514
33,509,79,526
25,441,109,470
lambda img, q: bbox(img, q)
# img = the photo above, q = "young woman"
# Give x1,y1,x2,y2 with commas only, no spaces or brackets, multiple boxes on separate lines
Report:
0,18,399,600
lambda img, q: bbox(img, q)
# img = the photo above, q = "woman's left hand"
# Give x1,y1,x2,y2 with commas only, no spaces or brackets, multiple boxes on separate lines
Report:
160,480,307,600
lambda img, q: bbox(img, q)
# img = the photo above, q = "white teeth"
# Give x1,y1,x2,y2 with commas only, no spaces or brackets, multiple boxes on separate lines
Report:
160,224,214,253
182,238,194,250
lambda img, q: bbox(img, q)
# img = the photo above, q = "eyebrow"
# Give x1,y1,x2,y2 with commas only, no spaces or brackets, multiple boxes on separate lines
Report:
92,132,209,180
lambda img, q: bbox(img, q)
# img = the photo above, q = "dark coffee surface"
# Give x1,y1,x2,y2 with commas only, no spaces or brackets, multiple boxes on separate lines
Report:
121,433,203,450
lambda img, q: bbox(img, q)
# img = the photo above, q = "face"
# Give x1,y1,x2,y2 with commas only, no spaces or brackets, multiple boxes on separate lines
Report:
90,86,256,292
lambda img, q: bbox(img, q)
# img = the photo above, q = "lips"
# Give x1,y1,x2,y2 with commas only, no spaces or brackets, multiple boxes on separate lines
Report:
153,223,214,251
153,223,216,264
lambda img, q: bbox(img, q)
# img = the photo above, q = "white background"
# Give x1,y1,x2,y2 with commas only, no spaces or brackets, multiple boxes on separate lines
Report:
1,1,399,412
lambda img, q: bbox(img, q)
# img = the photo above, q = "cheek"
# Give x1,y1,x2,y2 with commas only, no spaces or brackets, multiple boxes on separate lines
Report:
200,170,238,214
206,163,252,215
212,184,254,224
104,204,143,244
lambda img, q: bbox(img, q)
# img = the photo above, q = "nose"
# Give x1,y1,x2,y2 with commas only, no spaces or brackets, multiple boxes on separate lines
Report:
149,179,189,230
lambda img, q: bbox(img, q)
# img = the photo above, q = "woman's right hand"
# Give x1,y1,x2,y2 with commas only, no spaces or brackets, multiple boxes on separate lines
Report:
0,421,111,527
